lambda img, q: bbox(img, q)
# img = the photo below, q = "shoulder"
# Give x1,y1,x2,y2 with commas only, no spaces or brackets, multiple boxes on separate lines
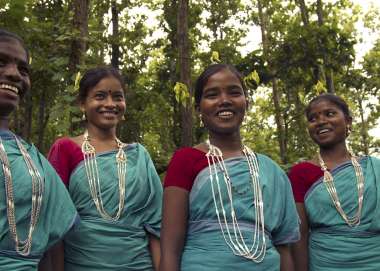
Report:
171,147,206,162
288,161,320,178
51,137,79,151
255,153,285,174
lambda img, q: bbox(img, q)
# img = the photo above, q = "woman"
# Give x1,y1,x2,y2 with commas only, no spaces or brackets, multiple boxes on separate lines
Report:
289,93,380,270
48,66,162,270
0,29,78,270
160,64,300,271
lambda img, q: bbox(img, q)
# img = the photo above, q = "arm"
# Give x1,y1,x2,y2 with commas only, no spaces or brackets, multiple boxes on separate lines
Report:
159,187,189,271
149,233,161,271
277,244,294,271
38,241,64,271
291,203,309,271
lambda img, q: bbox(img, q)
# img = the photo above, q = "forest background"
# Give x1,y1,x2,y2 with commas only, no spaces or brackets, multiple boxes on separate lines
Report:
0,0,379,174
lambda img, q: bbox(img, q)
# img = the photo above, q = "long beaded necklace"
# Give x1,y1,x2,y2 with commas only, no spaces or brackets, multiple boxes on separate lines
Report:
0,135,44,256
205,140,266,262
81,130,127,221
317,151,364,227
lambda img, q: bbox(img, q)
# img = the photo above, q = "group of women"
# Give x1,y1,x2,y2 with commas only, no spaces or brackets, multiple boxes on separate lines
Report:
0,29,379,271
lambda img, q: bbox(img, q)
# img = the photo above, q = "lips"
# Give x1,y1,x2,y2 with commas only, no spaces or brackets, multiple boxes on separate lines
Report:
0,83,19,95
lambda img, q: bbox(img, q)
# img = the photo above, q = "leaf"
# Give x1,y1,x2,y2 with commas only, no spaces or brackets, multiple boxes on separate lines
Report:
173,82,190,106
313,80,327,94
74,71,82,92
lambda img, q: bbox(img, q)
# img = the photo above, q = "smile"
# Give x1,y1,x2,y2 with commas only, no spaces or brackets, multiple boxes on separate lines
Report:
217,111,234,118
0,84,19,94
317,128,331,135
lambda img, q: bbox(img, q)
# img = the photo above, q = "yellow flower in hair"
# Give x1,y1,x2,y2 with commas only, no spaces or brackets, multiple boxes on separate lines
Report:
313,80,327,94
210,51,221,64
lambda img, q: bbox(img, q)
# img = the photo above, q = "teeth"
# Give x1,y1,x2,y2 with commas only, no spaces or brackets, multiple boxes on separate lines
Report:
318,129,330,134
218,111,233,116
0,84,19,94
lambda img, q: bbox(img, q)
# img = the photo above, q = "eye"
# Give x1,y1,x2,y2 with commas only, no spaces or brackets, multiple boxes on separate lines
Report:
94,92,106,100
203,91,218,99
307,115,316,123
326,111,336,117
229,88,243,96
113,93,124,101
0,58,6,67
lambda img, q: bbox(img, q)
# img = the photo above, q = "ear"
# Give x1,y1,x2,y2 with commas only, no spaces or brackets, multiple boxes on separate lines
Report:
195,104,200,114
79,103,85,113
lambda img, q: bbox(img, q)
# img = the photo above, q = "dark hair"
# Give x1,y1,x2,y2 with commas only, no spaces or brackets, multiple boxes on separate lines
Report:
0,29,29,61
305,93,351,119
78,66,126,103
194,64,247,107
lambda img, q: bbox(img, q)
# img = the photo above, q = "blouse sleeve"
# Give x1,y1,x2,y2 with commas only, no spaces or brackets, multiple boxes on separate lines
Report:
164,148,196,191
48,139,71,186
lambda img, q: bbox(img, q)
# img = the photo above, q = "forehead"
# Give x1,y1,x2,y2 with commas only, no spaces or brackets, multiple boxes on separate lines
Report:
90,76,123,90
204,69,242,89
0,39,28,63
309,99,342,112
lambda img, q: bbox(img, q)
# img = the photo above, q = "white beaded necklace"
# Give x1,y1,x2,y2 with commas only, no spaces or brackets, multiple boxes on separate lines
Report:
205,140,266,262
0,135,44,256
81,130,127,221
318,151,364,227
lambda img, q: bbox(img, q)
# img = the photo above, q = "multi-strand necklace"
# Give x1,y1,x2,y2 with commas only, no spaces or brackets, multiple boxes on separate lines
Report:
205,140,266,262
0,135,44,256
81,130,127,221
318,151,364,227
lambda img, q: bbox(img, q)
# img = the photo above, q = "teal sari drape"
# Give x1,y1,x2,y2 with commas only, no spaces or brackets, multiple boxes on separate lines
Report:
305,156,380,271
65,143,162,271
0,130,78,270
181,154,300,271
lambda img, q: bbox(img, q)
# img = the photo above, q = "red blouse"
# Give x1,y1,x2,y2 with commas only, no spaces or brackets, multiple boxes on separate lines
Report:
48,138,84,187
288,162,324,203
164,147,213,191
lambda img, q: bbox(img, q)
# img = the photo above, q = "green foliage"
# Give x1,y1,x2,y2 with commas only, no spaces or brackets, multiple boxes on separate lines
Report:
0,0,379,171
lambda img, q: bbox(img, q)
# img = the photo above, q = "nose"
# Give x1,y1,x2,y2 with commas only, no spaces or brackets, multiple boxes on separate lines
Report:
219,91,232,106
3,63,22,82
104,95,116,108
315,114,327,126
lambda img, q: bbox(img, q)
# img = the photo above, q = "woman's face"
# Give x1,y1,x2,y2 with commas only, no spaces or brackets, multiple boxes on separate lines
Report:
307,99,351,148
81,76,126,131
0,39,30,117
198,69,247,137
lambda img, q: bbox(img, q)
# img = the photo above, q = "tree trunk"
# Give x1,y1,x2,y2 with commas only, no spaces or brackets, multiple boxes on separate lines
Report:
296,0,309,26
177,0,192,147
68,0,89,134
68,0,89,72
257,0,287,164
111,0,120,69
316,0,335,93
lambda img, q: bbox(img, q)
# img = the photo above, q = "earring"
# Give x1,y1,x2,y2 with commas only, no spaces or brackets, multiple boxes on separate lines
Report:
82,113,86,121
199,115,204,128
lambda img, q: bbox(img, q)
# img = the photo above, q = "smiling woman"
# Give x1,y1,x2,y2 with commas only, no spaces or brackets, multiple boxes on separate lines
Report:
289,93,380,271
160,64,300,271
0,29,78,271
48,66,162,271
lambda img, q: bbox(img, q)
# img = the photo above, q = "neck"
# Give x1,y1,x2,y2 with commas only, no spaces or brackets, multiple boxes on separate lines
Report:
208,131,243,157
0,117,9,130
319,141,350,165
85,124,117,142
